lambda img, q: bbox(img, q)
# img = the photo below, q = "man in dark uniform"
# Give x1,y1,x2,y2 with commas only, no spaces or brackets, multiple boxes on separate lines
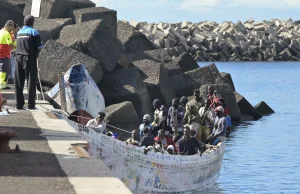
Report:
15,15,43,109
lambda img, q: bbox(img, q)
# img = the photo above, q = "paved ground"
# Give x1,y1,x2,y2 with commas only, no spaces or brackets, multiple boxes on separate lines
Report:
0,102,76,194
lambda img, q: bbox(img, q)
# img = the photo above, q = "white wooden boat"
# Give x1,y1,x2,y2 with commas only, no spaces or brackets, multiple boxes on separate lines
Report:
51,109,225,194
47,63,105,124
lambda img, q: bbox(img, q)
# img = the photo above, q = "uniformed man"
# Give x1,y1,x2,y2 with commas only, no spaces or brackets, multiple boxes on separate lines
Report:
15,15,43,109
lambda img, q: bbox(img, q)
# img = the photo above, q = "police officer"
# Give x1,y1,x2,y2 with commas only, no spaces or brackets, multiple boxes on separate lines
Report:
15,15,43,109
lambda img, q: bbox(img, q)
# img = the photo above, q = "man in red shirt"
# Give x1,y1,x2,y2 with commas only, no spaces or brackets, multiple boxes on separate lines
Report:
0,20,16,88
154,129,176,152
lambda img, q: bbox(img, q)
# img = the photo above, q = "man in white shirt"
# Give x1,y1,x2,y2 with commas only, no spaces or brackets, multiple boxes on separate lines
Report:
199,99,216,130
86,112,106,134
206,106,227,145
197,99,215,141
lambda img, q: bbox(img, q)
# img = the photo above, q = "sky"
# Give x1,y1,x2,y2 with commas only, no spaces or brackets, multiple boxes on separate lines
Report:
94,0,300,23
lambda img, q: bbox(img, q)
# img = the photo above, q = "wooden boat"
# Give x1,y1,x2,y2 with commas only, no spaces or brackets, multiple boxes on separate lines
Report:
47,63,105,125
51,109,225,194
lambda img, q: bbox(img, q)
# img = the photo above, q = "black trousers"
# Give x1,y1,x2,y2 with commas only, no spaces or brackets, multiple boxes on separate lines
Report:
14,55,37,109
0,58,11,82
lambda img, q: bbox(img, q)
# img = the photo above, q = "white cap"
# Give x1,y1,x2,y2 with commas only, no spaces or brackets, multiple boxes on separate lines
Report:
167,145,174,151
215,106,224,114
143,114,151,121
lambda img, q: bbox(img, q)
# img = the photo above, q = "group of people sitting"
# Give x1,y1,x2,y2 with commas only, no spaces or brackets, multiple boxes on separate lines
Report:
87,85,232,156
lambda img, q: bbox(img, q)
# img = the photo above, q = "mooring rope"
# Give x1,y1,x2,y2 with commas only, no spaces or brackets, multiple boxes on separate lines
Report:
40,105,131,134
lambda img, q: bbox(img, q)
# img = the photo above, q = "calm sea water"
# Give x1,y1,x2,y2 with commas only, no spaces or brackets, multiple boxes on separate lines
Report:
198,62,300,194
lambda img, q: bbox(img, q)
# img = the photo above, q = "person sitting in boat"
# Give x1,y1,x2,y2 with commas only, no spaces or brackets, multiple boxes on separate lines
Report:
199,99,216,141
152,99,167,127
139,126,154,148
178,125,206,155
86,112,106,134
167,98,185,136
205,106,228,145
126,129,139,146
166,145,175,155
218,98,232,136
190,129,196,138
153,119,173,137
139,114,154,137
144,140,164,154
154,129,176,152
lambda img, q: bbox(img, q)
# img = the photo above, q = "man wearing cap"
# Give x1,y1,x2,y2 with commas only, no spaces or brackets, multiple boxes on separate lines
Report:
139,114,154,137
15,15,43,110
0,20,16,89
86,112,107,134
206,106,228,145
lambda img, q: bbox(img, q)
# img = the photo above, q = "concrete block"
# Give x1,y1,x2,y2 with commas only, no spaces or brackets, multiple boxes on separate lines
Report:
0,0,23,28
117,21,156,54
130,19,139,28
118,48,173,68
58,19,121,72
235,92,262,120
24,0,95,19
34,18,73,43
70,7,117,34
254,101,275,116
244,23,253,29
181,20,188,29
220,72,235,91
292,30,300,39
234,21,246,33
99,67,152,119
104,101,140,134
170,64,222,97
131,59,175,107
4,0,28,8
38,40,103,87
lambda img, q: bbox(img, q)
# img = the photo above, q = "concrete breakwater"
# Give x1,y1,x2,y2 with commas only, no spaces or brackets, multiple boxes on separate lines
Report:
128,19,300,61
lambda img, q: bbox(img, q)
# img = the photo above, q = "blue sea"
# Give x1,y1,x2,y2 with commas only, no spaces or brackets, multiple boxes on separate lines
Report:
197,62,300,194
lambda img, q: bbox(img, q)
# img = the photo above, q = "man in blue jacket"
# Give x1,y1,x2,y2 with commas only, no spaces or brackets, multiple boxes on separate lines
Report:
15,15,43,110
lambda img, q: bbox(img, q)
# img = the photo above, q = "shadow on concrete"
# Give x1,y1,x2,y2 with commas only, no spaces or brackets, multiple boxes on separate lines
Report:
0,151,69,177
0,126,83,141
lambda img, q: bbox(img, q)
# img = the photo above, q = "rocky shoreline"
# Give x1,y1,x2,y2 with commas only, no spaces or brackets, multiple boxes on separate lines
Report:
128,19,300,62
1,0,275,134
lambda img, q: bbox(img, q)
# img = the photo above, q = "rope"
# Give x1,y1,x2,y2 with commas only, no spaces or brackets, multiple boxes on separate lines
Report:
40,105,131,134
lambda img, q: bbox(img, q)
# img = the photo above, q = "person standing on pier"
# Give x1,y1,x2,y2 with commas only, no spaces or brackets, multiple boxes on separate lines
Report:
0,20,16,89
15,15,43,110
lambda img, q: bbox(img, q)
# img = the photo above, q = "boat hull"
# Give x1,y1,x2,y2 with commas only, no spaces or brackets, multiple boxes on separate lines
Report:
53,110,225,194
